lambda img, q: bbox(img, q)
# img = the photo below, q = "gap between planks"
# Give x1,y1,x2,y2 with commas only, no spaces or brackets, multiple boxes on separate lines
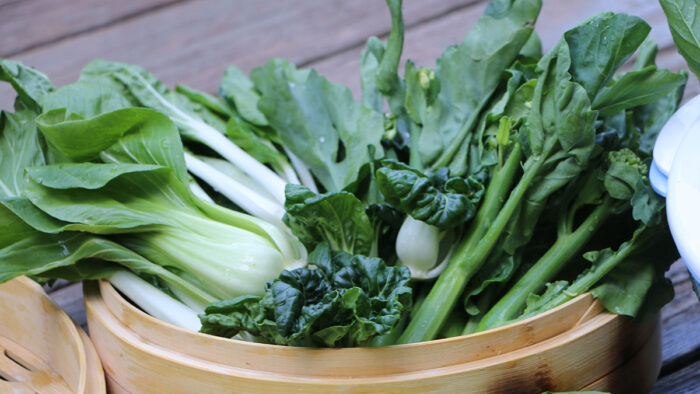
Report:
0,0,188,58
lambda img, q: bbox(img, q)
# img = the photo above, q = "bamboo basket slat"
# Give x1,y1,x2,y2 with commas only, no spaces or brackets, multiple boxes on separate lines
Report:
0,276,105,394
85,279,661,393
580,317,662,393
95,279,598,377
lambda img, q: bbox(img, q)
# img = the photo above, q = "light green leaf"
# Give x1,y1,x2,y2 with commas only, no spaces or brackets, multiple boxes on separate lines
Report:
252,59,384,192
36,107,190,184
0,59,54,112
0,111,45,198
219,65,268,126
27,163,163,190
283,184,374,255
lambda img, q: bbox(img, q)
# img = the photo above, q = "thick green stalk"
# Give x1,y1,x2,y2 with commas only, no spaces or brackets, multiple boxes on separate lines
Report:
475,198,614,331
398,144,536,343
530,228,644,314
376,0,404,95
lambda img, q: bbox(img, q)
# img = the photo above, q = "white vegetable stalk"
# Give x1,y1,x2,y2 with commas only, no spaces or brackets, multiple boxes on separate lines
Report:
181,119,288,203
135,73,289,203
185,152,285,225
195,155,279,203
188,179,214,203
108,271,202,331
284,147,318,193
395,216,452,279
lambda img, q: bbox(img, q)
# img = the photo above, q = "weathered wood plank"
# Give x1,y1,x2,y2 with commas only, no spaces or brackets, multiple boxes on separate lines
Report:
311,0,675,99
660,271,700,375
0,0,482,110
48,282,86,331
653,357,700,394
0,0,183,57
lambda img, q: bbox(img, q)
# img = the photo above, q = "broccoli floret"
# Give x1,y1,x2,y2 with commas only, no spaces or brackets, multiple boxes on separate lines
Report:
604,148,649,200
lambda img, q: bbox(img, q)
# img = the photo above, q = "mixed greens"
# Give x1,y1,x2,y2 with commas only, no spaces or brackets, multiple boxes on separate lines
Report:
0,0,685,347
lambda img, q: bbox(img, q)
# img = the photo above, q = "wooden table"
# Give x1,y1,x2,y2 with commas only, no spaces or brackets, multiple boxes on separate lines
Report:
1,0,699,392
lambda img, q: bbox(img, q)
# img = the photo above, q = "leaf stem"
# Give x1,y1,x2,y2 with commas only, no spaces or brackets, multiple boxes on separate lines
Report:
475,197,613,331
398,144,526,343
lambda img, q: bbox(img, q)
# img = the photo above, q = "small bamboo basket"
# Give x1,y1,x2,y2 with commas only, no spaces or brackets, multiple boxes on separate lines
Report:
85,279,661,393
0,276,105,393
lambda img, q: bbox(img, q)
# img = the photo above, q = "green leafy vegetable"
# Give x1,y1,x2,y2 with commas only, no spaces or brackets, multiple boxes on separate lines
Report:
660,0,700,78
0,59,54,112
376,160,484,229
283,185,375,256
252,59,385,193
199,243,412,347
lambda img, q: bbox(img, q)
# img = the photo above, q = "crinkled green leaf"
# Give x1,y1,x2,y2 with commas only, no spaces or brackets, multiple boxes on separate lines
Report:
376,160,483,229
283,184,374,255
199,243,412,347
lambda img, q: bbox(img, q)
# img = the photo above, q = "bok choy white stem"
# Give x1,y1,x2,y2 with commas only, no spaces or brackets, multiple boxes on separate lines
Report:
109,270,202,331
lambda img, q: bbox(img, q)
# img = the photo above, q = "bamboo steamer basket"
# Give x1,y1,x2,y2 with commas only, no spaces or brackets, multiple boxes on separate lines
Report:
0,276,105,393
85,279,661,393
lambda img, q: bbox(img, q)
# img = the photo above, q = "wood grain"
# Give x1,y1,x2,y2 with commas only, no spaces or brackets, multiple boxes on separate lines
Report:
0,0,183,57
653,357,700,394
0,277,103,393
10,0,700,390
0,0,482,110
85,279,660,393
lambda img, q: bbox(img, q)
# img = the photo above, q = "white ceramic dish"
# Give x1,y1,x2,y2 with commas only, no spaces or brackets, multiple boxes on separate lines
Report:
651,95,700,284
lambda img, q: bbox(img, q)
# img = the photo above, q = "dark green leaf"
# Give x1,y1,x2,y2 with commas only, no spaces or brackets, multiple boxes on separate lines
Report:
592,66,687,116
199,243,412,347
564,12,650,99
376,160,483,228
660,0,700,79
412,0,541,170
